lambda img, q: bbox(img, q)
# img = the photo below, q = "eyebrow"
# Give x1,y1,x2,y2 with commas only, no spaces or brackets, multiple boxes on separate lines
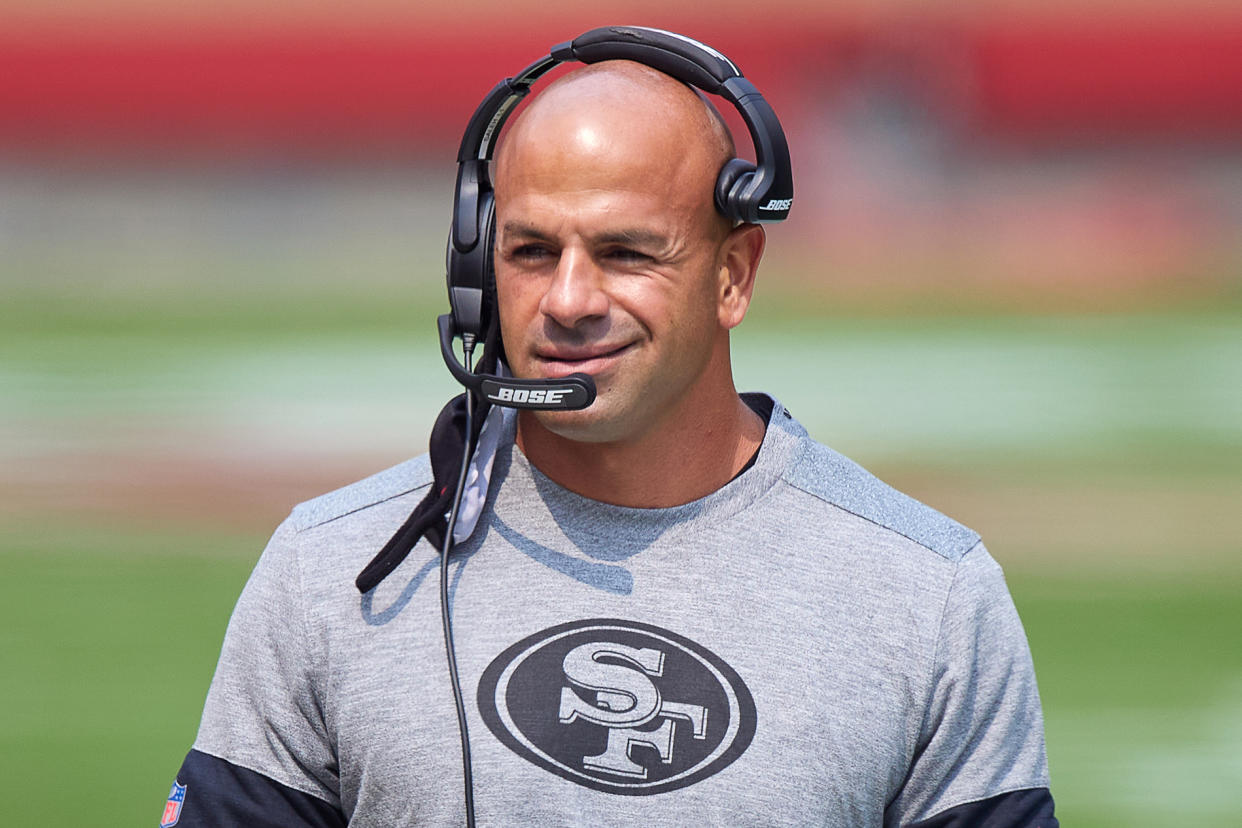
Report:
500,222,670,251
595,229,670,250
501,221,554,242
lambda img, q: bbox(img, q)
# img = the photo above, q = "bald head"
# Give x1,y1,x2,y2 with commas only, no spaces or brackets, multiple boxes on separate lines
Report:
494,61,736,239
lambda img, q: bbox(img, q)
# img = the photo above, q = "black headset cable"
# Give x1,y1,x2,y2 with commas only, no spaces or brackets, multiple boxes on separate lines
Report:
440,336,478,828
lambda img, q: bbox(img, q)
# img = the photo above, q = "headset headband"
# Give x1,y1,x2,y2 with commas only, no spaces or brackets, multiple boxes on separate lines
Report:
452,26,793,252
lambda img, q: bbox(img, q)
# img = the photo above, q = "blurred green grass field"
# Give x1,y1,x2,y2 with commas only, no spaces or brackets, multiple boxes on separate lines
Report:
2,276,1240,825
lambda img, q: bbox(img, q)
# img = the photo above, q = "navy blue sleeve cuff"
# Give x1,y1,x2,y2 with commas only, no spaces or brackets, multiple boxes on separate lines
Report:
906,787,1058,828
161,749,346,828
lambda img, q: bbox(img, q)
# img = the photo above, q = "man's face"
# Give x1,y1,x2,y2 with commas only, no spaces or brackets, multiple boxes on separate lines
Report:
493,114,731,445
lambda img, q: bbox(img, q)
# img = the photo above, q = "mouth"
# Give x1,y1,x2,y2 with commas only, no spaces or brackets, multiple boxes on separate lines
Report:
535,342,634,378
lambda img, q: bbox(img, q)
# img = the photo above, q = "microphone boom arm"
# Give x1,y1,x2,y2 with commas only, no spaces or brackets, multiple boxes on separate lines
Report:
437,314,596,411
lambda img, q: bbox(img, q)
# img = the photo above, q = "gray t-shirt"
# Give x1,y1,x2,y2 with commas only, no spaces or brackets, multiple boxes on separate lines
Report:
187,396,1052,826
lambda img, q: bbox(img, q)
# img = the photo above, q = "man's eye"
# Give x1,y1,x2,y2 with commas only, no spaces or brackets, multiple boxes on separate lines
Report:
510,244,551,261
605,248,652,263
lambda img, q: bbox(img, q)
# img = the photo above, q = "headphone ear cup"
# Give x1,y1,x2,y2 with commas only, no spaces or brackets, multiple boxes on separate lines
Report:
446,187,495,339
714,158,757,220
476,192,510,370
480,190,497,333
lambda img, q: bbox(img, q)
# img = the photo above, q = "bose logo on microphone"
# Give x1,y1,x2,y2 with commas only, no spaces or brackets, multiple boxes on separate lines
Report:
489,387,573,405
760,198,792,211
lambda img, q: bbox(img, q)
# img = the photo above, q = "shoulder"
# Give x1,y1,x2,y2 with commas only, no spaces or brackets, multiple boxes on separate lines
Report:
228,454,435,625
288,454,433,533
770,403,980,564
244,454,436,594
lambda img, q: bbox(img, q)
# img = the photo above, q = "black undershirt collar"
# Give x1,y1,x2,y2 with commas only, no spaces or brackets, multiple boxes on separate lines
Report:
730,393,774,482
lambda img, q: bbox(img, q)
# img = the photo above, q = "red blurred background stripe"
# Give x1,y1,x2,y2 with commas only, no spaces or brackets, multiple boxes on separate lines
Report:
2,19,1240,155
973,22,1242,139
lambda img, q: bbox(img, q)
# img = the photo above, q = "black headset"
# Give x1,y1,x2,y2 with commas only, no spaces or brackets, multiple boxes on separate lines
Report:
438,25,794,412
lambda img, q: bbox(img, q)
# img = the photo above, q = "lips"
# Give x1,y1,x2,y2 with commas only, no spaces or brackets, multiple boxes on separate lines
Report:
534,342,634,377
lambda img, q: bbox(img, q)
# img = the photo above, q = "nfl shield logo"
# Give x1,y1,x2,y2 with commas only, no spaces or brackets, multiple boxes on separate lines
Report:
161,781,186,827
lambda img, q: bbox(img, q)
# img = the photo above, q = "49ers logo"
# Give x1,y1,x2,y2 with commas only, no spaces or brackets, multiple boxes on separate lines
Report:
478,619,756,795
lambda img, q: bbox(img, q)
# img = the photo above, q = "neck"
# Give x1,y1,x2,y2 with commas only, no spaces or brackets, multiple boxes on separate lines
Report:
515,387,765,509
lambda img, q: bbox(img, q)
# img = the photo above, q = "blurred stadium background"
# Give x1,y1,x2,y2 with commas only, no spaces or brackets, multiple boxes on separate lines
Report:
2,1,1240,824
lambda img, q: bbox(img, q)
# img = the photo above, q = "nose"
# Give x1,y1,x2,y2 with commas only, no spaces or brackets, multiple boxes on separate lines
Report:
538,246,609,329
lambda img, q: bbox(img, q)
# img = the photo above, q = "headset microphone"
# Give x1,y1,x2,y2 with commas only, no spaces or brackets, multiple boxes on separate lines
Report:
437,314,595,410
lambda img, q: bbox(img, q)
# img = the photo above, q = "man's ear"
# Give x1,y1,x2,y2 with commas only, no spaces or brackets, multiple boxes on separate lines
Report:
717,223,766,330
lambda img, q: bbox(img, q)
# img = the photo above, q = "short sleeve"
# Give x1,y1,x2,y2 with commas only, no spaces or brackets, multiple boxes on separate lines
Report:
186,517,342,811
886,543,1054,826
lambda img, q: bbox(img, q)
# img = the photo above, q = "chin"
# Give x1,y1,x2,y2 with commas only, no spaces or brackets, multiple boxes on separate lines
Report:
528,399,635,445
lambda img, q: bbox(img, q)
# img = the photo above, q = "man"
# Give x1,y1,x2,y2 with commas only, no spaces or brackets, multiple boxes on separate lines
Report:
168,56,1056,826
